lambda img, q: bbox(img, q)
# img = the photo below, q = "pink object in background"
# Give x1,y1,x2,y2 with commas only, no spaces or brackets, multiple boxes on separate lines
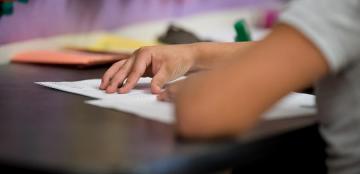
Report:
256,9,280,29
12,50,129,67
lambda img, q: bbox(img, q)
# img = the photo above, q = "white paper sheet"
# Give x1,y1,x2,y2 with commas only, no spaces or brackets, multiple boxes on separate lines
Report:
86,97,175,123
36,78,316,124
264,93,316,120
36,78,152,99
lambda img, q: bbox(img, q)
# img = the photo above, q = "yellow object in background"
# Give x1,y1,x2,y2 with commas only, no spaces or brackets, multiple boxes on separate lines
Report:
74,34,158,54
1,32,157,65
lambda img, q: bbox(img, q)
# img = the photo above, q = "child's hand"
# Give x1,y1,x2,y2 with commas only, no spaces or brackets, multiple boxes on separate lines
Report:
157,79,185,102
100,44,197,94
157,73,204,102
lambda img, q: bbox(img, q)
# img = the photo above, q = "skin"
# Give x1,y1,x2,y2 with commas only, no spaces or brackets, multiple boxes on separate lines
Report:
100,23,329,139
100,44,196,94
100,42,256,94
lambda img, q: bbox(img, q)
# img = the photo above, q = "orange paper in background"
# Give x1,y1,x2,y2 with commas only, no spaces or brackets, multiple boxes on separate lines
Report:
12,50,129,67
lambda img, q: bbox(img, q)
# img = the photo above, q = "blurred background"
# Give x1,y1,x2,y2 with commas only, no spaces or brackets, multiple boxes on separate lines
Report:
0,0,287,64
0,0,285,43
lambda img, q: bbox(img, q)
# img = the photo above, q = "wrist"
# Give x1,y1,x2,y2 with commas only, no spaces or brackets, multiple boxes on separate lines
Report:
187,42,207,71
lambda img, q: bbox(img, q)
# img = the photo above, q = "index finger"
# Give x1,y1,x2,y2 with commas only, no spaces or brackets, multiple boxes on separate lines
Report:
100,59,127,90
118,53,151,93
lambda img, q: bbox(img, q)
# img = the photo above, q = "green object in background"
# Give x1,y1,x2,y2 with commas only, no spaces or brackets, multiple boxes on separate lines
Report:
18,0,29,4
0,2,2,17
234,19,252,42
0,0,28,18
2,2,14,15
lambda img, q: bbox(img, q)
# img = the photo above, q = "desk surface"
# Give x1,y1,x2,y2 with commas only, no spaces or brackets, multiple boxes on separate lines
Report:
0,64,321,174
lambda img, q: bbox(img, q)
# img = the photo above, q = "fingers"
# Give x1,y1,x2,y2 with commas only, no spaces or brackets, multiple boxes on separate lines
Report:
157,91,170,102
157,80,184,102
100,60,127,90
157,89,175,102
101,47,155,93
151,67,171,94
100,45,190,94
118,51,152,93
105,58,135,93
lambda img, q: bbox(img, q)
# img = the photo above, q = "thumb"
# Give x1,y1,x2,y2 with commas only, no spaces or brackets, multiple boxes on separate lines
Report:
151,68,171,94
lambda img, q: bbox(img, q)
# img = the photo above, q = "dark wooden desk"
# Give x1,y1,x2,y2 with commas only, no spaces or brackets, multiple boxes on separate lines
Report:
0,64,325,174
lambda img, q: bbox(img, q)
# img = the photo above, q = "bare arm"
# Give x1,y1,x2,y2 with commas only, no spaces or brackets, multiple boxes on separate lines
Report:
174,23,329,138
190,42,256,71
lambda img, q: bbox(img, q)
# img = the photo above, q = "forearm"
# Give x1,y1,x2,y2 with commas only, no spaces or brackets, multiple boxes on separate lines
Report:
189,41,257,71
175,23,329,138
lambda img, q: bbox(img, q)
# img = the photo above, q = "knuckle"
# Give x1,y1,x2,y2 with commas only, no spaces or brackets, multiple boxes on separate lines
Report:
136,46,152,56
139,46,150,52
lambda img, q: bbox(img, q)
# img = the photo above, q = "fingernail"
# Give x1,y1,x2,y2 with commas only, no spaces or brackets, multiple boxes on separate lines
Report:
120,85,132,93
152,86,161,94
